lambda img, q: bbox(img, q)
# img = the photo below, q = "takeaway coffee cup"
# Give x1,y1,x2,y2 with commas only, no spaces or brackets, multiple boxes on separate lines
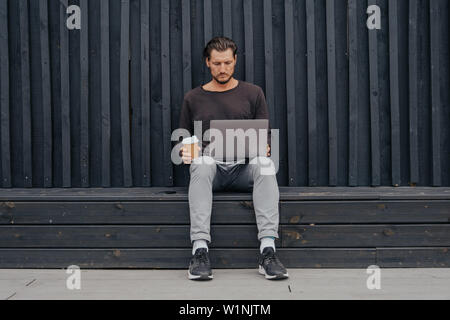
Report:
182,136,200,160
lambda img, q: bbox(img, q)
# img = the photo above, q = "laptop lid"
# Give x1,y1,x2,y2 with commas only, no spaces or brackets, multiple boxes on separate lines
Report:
207,119,269,161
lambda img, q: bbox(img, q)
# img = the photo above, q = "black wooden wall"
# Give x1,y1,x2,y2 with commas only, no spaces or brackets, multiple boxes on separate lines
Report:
0,0,449,188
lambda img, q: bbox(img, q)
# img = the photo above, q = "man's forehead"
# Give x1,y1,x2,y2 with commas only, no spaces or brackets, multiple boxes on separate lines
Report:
209,49,235,61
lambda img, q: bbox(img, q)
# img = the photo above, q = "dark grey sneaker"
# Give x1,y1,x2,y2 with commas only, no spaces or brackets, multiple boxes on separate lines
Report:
258,247,289,280
188,248,213,280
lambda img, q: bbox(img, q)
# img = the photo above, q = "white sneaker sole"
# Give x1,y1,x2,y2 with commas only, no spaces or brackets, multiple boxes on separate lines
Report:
259,265,289,280
188,270,213,280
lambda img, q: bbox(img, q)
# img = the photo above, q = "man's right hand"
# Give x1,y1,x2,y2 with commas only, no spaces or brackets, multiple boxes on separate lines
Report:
181,144,202,164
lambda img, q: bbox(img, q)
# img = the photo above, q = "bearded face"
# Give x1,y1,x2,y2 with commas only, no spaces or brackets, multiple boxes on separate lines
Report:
206,48,237,85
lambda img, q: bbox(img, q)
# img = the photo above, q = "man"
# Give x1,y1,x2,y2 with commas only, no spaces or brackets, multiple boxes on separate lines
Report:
178,37,288,281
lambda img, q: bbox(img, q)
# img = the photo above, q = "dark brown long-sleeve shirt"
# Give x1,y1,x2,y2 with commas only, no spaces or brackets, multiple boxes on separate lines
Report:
178,80,272,154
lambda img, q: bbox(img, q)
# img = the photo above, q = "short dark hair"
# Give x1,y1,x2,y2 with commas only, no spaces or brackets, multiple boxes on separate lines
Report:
203,37,237,60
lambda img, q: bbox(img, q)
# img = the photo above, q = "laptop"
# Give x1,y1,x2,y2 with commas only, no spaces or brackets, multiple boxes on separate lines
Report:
207,119,269,161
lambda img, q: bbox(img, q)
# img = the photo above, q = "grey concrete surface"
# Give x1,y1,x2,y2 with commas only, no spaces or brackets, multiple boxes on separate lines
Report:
0,268,449,300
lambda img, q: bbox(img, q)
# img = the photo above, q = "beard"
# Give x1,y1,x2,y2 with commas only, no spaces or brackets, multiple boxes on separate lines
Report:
213,73,233,85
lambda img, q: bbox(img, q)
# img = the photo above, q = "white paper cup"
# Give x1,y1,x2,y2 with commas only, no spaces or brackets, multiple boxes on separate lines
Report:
182,136,199,160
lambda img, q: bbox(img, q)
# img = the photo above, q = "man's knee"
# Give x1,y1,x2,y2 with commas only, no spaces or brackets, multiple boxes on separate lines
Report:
249,156,276,176
190,156,216,178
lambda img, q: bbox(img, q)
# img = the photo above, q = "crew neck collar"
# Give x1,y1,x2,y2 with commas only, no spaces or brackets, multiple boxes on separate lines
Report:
200,80,240,94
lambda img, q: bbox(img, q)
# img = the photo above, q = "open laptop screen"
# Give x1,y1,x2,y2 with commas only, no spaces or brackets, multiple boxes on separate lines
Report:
207,119,269,161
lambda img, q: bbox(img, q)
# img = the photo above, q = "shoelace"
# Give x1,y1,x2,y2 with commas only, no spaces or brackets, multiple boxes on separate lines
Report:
263,251,278,265
196,250,209,264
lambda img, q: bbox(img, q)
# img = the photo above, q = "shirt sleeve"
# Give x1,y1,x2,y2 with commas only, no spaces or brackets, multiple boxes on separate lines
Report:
254,88,272,149
179,97,193,135
178,97,193,157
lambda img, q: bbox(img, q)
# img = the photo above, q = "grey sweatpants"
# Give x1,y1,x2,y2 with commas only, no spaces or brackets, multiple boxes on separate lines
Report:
188,155,280,243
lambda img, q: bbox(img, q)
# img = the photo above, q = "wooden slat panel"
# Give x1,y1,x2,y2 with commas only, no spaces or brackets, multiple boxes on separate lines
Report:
285,0,297,187
388,0,401,186
79,0,89,187
392,0,411,187
181,0,192,93
190,0,204,87
348,0,359,186
281,200,450,224
383,1,394,184
129,0,141,186
368,0,381,186
37,0,53,188
306,0,318,186
202,0,213,85
408,0,420,184
376,0,391,188
335,0,349,187
312,0,329,187
170,0,189,186
243,0,254,83
0,225,281,248
0,0,11,187
232,0,246,81
0,201,259,224
429,0,442,186
203,0,212,43
0,0,448,188
415,0,432,186
324,0,349,186
59,0,71,187
29,0,44,186
100,0,111,186
140,0,151,186
161,0,173,186
222,0,232,38
283,225,450,247
349,0,371,186
120,0,132,187
86,0,101,187
263,0,274,118
146,2,162,187
107,0,122,188
19,0,32,187
0,248,378,268
326,0,337,186
65,0,81,188
293,0,309,187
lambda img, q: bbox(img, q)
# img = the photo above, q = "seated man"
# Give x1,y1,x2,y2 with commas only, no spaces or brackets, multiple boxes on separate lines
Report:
179,37,288,281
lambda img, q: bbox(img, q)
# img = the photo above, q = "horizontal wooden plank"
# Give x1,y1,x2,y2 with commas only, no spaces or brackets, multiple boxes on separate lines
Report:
2,200,449,225
281,200,450,224
0,201,257,224
377,247,450,268
4,224,450,249
0,225,280,248
0,248,377,268
0,187,449,201
282,225,450,248
1,248,449,268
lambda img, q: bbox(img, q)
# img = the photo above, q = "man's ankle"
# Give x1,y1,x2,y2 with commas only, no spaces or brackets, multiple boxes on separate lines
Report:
192,239,208,255
260,236,276,254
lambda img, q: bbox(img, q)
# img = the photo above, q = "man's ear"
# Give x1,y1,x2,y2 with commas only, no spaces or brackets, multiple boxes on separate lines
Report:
205,57,210,69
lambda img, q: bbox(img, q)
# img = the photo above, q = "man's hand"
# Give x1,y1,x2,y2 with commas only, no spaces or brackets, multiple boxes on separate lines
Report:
181,144,202,164
267,144,270,157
